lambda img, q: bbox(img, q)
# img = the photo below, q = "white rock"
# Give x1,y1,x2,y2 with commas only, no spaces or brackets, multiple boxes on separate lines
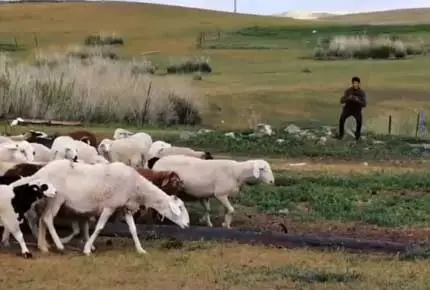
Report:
284,124,301,134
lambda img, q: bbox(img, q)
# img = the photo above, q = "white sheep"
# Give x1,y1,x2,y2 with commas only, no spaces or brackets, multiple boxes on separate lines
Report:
74,140,109,164
0,141,35,163
0,136,12,144
147,146,213,169
0,178,56,258
113,128,134,140
147,140,172,159
152,155,274,229
31,142,54,162
50,136,79,161
10,159,190,255
97,137,149,167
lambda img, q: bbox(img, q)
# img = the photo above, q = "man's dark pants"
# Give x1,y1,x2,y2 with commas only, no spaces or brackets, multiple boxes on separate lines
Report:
338,108,362,141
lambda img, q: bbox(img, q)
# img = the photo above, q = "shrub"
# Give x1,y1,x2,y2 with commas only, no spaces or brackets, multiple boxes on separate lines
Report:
166,57,212,74
0,53,203,125
313,35,425,60
84,34,124,46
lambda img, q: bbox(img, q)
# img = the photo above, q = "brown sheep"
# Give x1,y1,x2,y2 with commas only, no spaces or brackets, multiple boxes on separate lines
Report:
67,130,98,148
3,163,45,177
132,167,185,223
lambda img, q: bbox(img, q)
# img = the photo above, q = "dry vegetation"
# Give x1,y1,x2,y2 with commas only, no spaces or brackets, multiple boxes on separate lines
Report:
1,239,430,290
0,51,204,125
314,35,426,60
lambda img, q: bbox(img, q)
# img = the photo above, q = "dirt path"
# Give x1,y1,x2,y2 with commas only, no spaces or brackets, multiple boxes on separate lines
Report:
231,210,430,245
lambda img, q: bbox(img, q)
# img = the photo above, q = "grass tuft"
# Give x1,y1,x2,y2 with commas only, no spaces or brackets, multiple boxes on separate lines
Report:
84,33,124,46
166,57,212,74
313,35,426,60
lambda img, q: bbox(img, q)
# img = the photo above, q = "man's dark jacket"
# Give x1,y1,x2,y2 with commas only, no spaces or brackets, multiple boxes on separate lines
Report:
340,87,367,112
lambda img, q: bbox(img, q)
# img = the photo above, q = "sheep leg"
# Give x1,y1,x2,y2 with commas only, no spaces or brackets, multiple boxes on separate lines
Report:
37,216,50,252
41,201,66,252
60,221,80,244
83,207,114,255
124,211,147,254
24,209,39,238
81,220,96,251
199,198,213,227
214,195,235,229
1,212,36,247
1,213,32,258
1,228,11,247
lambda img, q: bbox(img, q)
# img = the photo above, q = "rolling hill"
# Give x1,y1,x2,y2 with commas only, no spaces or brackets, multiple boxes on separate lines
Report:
0,1,303,54
322,8,430,24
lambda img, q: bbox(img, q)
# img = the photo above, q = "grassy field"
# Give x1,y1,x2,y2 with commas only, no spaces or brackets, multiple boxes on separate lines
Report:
2,2,430,288
1,2,430,132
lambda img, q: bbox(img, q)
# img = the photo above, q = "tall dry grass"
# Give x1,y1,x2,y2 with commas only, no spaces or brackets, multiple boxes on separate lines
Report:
313,35,426,60
0,51,203,125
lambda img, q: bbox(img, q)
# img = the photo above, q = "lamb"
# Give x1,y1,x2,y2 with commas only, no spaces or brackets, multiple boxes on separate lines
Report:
0,141,35,163
113,128,153,161
0,175,56,258
147,140,172,159
31,142,54,162
50,136,79,162
10,159,190,255
147,146,213,169
74,140,109,164
113,128,134,140
152,155,274,228
97,137,148,167
25,130,97,148
24,130,57,148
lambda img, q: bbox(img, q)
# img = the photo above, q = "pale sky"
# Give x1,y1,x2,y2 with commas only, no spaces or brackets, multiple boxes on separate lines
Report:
127,0,430,15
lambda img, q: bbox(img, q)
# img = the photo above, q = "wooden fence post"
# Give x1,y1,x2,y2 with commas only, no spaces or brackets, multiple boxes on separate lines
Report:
415,112,420,136
196,32,204,49
33,33,39,48
388,115,392,135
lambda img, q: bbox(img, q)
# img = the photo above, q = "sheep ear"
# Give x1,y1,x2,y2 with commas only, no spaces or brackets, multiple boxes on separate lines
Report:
252,162,261,179
168,199,181,216
161,177,169,188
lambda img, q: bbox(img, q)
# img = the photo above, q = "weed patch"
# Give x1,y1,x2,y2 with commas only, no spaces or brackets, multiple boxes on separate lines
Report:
224,265,361,286
236,171,430,227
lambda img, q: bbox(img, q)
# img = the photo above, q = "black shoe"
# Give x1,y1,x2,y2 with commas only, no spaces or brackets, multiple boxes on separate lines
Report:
333,134,343,140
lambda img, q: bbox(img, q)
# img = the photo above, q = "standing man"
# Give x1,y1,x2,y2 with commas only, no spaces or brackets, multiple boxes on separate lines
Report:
335,76,367,141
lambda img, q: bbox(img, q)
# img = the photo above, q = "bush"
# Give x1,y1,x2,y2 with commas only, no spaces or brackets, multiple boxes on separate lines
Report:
0,53,203,125
166,57,212,74
313,35,425,60
84,34,124,46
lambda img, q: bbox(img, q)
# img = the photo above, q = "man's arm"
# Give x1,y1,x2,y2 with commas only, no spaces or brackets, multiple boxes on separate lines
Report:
354,90,367,107
340,89,351,104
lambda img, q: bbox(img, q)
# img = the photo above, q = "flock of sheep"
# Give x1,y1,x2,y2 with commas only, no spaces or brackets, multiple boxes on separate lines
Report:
0,127,275,258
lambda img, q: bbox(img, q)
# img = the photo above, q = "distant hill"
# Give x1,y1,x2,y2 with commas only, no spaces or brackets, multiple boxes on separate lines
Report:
276,11,342,20
322,8,430,24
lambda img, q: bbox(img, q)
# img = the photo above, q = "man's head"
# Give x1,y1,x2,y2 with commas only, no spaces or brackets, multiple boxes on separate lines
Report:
351,76,360,89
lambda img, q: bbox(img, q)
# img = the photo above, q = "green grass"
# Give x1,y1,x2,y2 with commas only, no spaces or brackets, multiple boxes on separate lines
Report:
203,24,430,49
236,170,430,227
1,3,430,132
177,130,429,160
